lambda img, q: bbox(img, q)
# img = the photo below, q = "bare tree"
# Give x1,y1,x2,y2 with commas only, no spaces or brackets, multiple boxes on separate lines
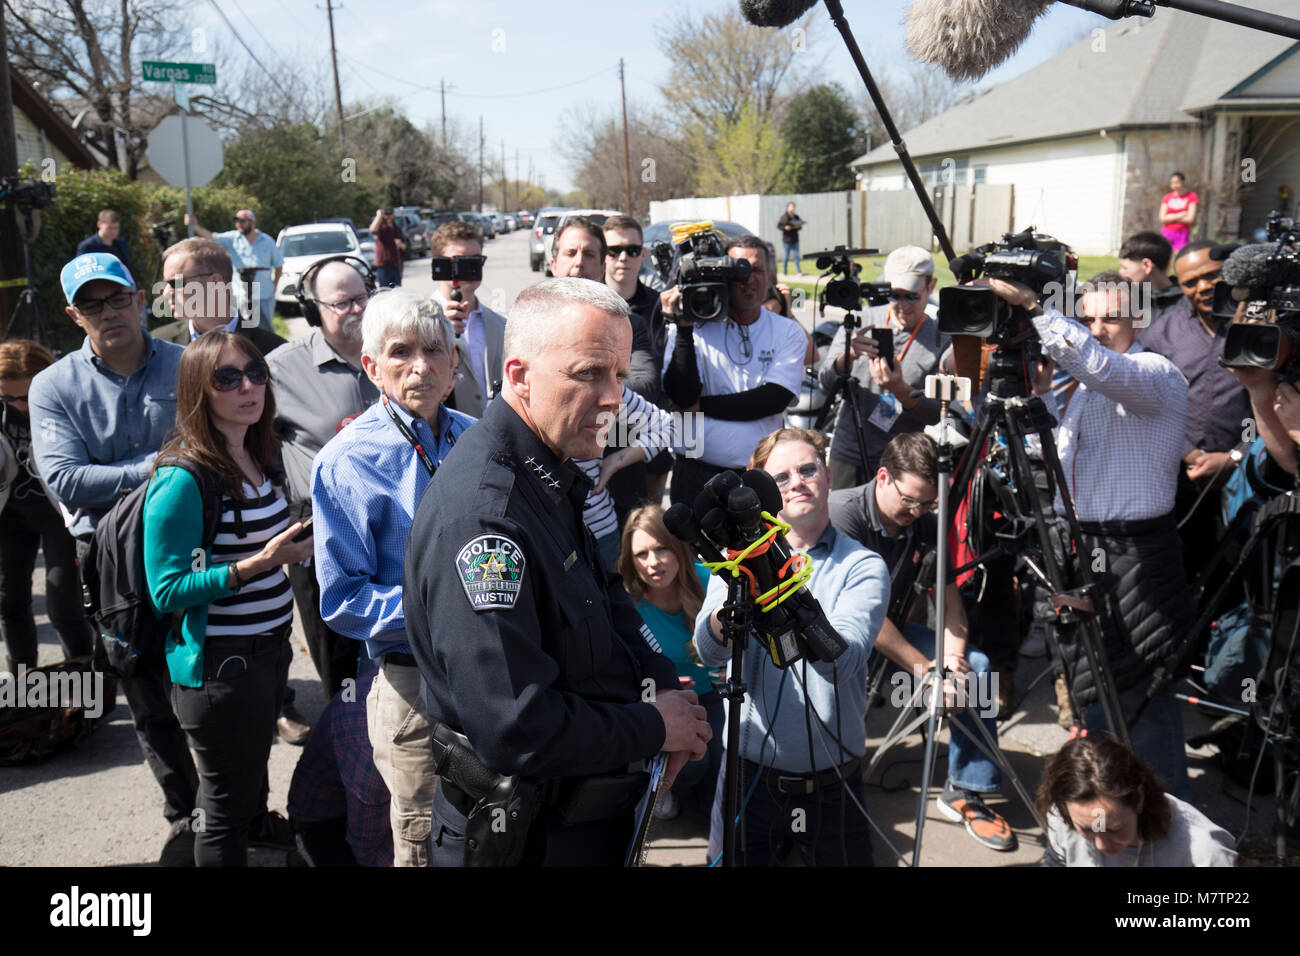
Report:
5,0,194,176
655,7,814,142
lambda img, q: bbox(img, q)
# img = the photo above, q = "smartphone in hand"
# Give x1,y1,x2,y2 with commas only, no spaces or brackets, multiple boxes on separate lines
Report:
870,327,895,369
291,517,314,543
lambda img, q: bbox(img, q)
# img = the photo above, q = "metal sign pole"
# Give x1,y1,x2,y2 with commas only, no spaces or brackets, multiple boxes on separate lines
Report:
175,82,195,238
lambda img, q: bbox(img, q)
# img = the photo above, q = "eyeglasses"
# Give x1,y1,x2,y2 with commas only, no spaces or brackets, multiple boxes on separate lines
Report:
888,290,924,303
606,244,644,258
770,461,820,490
73,290,136,317
315,293,370,314
211,361,270,391
889,474,937,512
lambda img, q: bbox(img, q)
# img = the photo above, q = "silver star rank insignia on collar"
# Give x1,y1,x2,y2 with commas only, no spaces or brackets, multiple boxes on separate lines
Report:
523,455,560,490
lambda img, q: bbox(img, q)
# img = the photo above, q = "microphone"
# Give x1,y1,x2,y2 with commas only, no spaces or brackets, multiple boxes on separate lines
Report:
1221,243,1286,296
740,468,784,518
738,0,819,27
664,503,727,564
905,0,1053,82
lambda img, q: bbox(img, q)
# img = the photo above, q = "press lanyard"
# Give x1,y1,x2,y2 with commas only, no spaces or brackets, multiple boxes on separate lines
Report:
380,394,437,477
893,317,924,365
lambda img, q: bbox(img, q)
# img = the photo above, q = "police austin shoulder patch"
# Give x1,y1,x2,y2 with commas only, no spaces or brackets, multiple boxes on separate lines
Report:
456,534,526,611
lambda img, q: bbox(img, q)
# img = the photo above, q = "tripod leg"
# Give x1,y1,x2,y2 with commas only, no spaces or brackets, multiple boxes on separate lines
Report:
913,670,945,865
944,704,1048,832
1004,405,1132,748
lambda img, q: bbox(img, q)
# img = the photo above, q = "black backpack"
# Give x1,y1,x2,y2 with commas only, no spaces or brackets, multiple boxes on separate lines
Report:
82,458,223,679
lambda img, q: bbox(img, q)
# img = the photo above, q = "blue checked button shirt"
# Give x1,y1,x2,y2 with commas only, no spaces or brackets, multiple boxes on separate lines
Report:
28,331,183,539
312,398,475,660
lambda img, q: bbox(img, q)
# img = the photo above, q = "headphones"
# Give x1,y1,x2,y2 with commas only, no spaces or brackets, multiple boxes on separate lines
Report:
295,255,378,327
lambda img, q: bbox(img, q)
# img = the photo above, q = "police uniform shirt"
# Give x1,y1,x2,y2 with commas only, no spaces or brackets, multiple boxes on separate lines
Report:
403,397,681,780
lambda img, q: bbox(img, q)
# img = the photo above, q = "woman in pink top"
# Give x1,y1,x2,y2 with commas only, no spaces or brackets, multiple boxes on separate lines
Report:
1158,171,1198,252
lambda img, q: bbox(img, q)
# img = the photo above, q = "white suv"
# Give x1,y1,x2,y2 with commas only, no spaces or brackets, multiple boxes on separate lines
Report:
275,221,363,308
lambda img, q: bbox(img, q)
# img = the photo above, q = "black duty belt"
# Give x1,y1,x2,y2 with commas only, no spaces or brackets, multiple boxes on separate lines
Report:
383,652,417,667
743,756,863,796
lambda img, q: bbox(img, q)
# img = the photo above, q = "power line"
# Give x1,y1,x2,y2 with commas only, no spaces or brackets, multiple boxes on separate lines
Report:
204,0,292,99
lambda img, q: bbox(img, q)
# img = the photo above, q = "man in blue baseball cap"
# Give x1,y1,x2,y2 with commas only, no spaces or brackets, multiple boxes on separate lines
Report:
29,252,202,863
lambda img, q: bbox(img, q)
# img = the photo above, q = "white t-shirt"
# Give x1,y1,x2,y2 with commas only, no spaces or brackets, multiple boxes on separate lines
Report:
1046,794,1237,867
663,309,806,468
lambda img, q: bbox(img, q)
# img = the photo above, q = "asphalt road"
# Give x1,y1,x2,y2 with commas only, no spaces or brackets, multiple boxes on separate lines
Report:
1,229,1287,867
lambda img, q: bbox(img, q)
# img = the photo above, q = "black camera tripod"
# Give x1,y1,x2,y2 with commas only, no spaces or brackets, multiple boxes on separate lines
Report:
944,351,1135,749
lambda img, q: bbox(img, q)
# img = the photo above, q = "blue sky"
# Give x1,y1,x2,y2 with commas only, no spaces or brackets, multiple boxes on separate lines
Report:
191,0,1109,192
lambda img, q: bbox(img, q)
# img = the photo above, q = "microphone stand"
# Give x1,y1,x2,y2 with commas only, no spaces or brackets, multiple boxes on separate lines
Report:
820,0,956,262
717,570,755,868
1059,0,1300,41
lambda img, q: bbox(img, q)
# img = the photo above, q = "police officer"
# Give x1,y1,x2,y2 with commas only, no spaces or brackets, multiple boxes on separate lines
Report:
404,277,712,867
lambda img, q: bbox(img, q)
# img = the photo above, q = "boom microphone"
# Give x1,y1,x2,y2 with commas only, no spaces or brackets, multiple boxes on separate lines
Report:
1221,243,1287,296
906,0,1053,82
738,0,819,27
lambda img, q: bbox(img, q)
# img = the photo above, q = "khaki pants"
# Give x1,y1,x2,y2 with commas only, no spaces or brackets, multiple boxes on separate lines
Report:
367,660,438,867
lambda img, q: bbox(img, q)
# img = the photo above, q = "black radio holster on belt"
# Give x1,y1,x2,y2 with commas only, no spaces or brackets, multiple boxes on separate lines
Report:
429,721,542,867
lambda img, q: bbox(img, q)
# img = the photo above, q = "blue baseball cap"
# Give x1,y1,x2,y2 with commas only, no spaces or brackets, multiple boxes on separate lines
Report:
61,253,136,305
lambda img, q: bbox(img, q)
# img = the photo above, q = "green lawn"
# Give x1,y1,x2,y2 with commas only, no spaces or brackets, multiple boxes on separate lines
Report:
785,251,1120,306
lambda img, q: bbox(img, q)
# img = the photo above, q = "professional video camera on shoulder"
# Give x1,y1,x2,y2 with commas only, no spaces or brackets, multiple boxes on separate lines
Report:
811,245,886,314
1220,211,1300,383
652,221,751,324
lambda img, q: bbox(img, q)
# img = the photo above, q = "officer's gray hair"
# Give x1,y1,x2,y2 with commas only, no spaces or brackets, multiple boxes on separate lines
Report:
361,288,453,362
505,278,630,361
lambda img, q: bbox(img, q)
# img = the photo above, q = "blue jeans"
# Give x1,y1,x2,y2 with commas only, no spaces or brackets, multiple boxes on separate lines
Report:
782,241,800,274
375,266,402,289
1085,684,1191,802
888,623,1002,793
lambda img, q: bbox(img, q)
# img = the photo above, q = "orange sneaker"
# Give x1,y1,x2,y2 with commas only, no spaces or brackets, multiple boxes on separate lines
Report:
937,783,1018,852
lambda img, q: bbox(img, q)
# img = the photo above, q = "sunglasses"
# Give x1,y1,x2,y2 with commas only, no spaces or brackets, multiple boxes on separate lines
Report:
888,290,924,303
74,290,135,317
606,244,644,258
212,361,270,391
770,461,820,490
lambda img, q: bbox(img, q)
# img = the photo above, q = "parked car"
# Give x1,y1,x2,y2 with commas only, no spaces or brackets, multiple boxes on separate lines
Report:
543,208,621,275
529,206,569,271
516,211,534,229
274,221,363,310
354,228,377,267
391,208,429,258
425,210,459,240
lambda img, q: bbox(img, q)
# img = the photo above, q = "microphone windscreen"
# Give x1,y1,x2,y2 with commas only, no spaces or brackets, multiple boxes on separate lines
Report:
694,470,741,523
738,0,819,28
727,486,763,529
663,502,699,543
905,0,1053,82
1221,243,1284,295
741,468,785,517
700,509,731,549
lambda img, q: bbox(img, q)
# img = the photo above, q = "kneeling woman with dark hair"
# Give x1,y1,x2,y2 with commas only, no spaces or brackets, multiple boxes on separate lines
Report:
1036,735,1235,867
143,331,313,866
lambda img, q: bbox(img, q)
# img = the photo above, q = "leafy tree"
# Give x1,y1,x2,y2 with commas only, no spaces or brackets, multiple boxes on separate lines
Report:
781,83,868,192
691,105,790,197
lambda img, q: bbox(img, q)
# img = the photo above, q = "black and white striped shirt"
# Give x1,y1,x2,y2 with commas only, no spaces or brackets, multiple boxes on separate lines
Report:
207,476,294,636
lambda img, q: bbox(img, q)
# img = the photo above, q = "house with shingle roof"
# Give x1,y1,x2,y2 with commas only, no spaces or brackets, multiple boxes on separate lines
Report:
850,3,1299,255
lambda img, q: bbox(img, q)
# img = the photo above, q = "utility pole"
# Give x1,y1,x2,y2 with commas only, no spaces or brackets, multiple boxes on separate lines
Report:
326,0,345,147
515,149,519,211
440,80,446,146
500,138,506,212
477,115,483,213
618,58,632,215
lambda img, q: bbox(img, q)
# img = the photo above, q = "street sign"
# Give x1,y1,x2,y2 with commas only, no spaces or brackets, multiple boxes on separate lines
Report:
142,61,216,85
147,114,223,188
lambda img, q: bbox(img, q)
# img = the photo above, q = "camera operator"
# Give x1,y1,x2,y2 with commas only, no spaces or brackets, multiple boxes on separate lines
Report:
817,246,945,489
977,271,1193,799
661,235,807,506
693,427,889,866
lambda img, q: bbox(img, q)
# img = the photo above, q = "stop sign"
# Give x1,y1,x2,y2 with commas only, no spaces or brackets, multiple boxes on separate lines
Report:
147,114,223,188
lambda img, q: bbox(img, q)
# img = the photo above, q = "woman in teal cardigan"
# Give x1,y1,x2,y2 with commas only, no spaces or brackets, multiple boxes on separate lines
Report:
143,331,312,866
